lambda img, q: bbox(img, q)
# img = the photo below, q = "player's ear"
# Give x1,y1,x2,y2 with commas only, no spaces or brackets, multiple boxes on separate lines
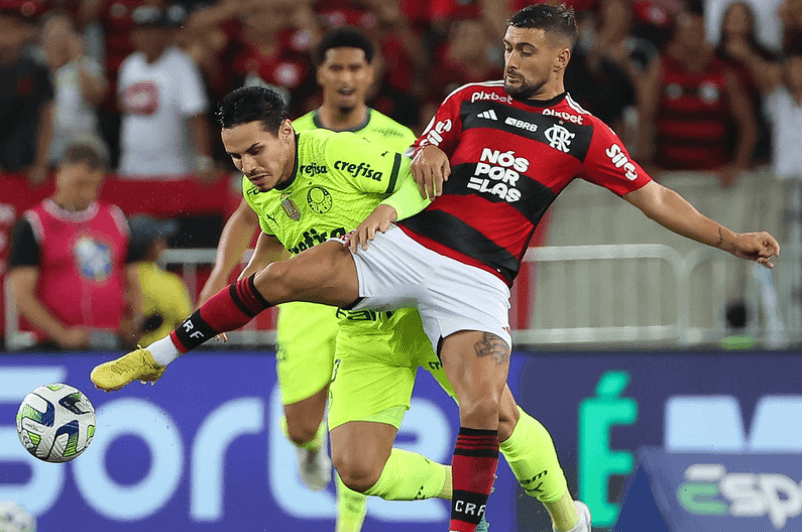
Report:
555,47,571,72
279,119,294,140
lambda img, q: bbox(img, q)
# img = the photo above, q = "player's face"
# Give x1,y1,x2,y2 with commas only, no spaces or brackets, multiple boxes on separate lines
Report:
222,119,296,192
317,47,374,113
55,162,104,211
502,26,568,100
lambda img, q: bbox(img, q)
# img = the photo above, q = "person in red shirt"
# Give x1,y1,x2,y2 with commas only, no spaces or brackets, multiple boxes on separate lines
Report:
638,1,757,187
7,140,142,350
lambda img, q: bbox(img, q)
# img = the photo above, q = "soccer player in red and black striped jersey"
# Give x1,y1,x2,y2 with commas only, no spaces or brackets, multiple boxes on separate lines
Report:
94,4,780,532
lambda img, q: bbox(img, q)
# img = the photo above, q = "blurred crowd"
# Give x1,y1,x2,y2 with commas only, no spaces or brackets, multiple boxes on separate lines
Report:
0,0,800,188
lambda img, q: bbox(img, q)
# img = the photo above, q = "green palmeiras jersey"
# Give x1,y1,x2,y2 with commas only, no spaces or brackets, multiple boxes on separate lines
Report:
243,128,427,256
292,108,416,152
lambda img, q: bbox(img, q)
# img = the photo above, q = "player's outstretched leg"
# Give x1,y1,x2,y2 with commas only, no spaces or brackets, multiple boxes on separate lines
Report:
91,241,358,391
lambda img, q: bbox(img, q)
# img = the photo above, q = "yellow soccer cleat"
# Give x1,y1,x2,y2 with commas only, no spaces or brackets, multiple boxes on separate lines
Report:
90,347,165,391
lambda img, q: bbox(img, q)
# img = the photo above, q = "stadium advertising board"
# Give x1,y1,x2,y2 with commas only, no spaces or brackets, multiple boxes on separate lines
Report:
0,353,522,532
515,351,802,531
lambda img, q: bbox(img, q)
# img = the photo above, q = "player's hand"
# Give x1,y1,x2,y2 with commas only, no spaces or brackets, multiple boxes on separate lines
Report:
347,204,397,253
730,231,781,268
411,145,450,199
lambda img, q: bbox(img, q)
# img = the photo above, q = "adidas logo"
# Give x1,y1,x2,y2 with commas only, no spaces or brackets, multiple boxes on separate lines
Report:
477,110,498,120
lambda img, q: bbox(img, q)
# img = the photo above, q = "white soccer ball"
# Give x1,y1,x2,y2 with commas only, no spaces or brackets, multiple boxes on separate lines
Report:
16,384,96,463
0,501,36,532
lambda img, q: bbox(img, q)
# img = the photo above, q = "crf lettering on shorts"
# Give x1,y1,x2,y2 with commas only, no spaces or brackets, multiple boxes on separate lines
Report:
467,148,529,202
287,227,346,254
605,144,638,180
333,160,384,181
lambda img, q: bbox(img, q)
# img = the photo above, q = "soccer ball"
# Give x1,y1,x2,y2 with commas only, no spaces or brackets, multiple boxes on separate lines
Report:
16,384,96,463
0,501,36,532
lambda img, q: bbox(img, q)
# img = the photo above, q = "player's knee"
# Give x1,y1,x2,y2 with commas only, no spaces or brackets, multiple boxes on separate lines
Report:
459,396,501,426
257,262,293,299
285,423,319,447
333,452,382,493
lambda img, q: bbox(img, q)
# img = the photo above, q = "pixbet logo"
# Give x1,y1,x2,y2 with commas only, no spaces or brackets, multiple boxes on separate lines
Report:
467,148,529,202
679,464,802,529
542,107,584,124
470,91,512,104
605,144,638,181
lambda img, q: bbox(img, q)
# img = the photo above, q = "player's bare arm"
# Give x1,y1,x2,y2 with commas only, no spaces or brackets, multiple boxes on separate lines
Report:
198,198,260,306
624,180,781,267
411,145,451,199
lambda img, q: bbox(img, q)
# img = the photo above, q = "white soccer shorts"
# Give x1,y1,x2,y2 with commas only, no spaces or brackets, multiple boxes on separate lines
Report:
347,224,512,352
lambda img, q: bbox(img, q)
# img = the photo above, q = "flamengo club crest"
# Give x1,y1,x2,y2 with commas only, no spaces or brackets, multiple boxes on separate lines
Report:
544,124,575,153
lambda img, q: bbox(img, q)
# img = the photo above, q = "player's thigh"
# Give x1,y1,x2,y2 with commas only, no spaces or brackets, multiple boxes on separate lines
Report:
440,330,510,405
276,302,338,406
254,240,359,306
328,328,417,432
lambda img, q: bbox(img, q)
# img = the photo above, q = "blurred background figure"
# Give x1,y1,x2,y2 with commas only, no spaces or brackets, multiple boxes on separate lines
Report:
637,0,757,187
0,0,53,185
6,140,142,350
117,4,215,180
713,1,777,165
127,215,192,348
40,10,108,166
0,501,35,532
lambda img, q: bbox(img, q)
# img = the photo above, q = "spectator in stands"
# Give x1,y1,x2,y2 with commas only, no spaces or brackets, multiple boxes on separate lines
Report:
6,141,142,350
637,1,757,187
127,215,191,348
422,19,502,127
0,0,53,185
117,5,215,180
565,9,637,133
41,10,108,165
714,1,777,164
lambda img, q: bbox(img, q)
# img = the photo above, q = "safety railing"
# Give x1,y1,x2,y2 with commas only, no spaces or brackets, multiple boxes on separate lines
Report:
4,244,801,350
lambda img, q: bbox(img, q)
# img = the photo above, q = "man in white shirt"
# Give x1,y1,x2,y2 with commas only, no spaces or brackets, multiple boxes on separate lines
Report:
117,5,214,180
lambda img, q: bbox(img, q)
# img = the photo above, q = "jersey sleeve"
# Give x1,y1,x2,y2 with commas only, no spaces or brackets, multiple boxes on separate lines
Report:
579,121,652,195
411,86,464,158
378,166,431,221
324,132,409,195
7,218,40,268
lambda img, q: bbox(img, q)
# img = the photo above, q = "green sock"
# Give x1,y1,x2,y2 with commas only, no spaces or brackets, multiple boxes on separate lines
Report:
336,473,368,532
363,448,449,501
500,406,568,503
280,415,325,451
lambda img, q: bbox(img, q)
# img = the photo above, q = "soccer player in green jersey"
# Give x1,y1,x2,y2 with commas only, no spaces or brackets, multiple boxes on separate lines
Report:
196,29,416,532
95,85,586,532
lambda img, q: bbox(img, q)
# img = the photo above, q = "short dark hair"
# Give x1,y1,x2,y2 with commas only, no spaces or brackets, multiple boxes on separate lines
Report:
314,27,375,66
508,3,578,48
216,86,289,135
62,142,108,171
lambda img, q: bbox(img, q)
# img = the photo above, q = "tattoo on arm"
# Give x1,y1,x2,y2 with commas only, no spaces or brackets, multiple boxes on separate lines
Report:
474,332,510,365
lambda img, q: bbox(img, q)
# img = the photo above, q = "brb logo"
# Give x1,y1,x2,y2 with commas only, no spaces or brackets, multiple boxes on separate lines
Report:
468,148,529,202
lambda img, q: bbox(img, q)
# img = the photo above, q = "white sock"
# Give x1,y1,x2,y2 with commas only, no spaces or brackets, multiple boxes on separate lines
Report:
147,336,181,367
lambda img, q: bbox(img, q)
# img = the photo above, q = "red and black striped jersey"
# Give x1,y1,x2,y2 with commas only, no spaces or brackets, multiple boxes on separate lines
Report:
398,80,652,286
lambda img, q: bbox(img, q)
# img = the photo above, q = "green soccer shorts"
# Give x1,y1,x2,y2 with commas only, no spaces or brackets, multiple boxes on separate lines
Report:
328,307,457,430
276,301,339,405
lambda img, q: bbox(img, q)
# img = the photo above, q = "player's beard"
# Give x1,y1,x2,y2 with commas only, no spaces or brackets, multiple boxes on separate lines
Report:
504,76,547,101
